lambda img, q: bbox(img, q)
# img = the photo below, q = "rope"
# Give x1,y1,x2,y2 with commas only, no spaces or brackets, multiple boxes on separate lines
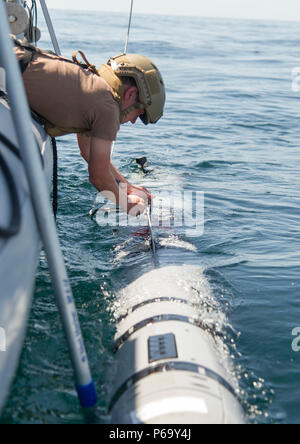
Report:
124,0,134,54
146,205,156,254
0,131,21,160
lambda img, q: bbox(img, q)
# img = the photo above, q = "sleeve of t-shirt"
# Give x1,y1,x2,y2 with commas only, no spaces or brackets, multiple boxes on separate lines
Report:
85,91,120,141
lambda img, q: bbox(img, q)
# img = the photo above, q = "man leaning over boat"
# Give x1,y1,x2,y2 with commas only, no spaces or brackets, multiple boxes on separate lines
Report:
12,36,166,216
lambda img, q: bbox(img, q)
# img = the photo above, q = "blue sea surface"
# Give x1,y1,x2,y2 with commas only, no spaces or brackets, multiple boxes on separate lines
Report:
1,9,300,424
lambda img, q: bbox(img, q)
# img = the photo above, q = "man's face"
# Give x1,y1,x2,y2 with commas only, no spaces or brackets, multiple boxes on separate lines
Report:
122,107,145,124
121,86,145,124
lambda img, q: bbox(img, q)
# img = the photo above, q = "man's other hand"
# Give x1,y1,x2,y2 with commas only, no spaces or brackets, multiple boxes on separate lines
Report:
127,184,152,204
127,193,147,217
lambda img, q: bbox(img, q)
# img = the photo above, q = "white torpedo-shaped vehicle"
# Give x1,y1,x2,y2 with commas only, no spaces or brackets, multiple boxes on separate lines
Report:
109,264,245,424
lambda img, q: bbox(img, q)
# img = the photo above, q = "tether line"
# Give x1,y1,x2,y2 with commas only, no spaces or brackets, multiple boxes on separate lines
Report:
124,0,134,54
146,205,156,254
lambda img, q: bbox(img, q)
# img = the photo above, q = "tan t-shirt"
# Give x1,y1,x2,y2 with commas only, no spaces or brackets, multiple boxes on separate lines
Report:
15,46,120,140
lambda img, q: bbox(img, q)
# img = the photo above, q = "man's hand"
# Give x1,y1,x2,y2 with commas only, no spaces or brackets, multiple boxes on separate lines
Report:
127,193,147,217
77,135,151,216
127,185,152,217
127,184,152,204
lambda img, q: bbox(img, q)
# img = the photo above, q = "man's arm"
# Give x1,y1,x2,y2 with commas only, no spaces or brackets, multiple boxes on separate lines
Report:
88,137,119,196
110,162,130,186
77,134,91,163
78,134,128,185
77,134,146,214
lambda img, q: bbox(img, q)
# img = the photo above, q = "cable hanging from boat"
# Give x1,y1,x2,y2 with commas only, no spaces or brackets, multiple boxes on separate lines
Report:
0,149,21,238
0,130,21,160
124,0,134,54
51,138,58,220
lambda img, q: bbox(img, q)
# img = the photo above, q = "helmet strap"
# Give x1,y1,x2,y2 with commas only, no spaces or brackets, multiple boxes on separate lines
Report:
120,102,144,122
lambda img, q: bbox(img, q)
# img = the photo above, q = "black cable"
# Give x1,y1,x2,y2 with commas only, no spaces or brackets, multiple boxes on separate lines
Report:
1,97,56,221
0,150,21,238
0,132,21,159
51,137,58,220
0,128,53,236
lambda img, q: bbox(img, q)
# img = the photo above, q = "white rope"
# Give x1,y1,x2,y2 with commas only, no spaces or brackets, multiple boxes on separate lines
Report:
124,0,134,54
146,205,156,254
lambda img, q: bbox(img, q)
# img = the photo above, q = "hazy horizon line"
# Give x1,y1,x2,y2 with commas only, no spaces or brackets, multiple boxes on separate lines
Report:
46,7,300,25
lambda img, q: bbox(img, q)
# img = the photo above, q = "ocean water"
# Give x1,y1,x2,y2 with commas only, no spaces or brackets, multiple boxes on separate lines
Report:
1,8,300,424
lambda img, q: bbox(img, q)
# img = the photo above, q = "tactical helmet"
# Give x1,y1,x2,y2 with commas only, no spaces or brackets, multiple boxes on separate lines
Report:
101,53,166,125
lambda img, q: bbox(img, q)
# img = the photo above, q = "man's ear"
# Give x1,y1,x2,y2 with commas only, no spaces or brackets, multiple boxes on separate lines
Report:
124,86,138,102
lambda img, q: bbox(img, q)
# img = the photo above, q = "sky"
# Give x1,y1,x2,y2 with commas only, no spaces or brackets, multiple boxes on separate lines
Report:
45,0,300,22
